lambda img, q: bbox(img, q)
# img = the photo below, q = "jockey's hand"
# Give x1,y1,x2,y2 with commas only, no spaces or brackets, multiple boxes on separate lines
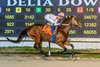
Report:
54,32,56,35
54,23,60,26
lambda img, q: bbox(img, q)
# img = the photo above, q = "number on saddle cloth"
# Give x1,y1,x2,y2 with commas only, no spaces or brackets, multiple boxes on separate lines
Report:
51,24,55,43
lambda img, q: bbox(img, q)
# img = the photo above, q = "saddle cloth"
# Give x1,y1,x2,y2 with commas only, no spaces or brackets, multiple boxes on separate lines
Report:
42,25,52,35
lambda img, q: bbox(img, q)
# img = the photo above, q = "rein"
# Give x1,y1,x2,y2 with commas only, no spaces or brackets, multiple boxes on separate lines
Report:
45,23,70,26
61,24,70,26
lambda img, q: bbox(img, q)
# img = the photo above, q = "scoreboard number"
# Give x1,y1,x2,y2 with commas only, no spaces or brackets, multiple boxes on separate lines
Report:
5,8,11,12
6,22,14,27
25,8,31,12
83,30,97,35
45,8,51,12
4,29,14,34
84,23,97,27
5,15,14,19
84,15,97,20
24,15,34,19
25,22,34,26
66,8,72,12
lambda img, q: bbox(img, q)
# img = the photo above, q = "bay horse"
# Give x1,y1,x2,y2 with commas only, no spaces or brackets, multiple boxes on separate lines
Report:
6,15,82,56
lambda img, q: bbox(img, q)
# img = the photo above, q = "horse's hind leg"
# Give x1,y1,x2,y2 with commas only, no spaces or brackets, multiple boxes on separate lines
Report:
34,42,42,50
34,39,48,56
33,43,38,50
27,33,47,56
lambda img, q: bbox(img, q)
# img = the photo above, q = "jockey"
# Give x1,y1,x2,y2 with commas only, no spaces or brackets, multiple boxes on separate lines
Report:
45,12,65,34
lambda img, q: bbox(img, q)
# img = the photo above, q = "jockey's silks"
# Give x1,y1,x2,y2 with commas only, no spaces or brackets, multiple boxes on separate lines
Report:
51,24,55,43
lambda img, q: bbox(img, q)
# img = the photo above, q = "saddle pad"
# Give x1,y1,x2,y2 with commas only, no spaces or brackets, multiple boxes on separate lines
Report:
42,25,52,35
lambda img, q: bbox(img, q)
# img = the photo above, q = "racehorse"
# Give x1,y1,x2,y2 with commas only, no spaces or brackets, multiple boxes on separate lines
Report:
6,15,82,56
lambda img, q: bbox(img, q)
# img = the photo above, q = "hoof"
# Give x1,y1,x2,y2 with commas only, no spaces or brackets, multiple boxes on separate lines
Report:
42,53,49,57
42,52,49,57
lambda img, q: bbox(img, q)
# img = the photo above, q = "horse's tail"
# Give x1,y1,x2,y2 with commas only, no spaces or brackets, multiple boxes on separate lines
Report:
6,28,28,43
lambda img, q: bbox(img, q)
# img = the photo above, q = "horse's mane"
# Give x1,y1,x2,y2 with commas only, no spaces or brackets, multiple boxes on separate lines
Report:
62,17,69,24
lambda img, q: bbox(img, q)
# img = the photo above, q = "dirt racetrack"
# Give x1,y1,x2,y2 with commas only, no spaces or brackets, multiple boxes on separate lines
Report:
0,54,100,67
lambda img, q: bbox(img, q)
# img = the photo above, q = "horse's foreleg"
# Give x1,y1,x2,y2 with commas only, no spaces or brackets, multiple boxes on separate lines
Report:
48,42,52,56
64,42,74,57
57,42,67,53
70,44,74,58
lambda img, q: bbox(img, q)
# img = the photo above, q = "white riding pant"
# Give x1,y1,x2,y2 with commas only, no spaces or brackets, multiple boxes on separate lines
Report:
45,14,55,24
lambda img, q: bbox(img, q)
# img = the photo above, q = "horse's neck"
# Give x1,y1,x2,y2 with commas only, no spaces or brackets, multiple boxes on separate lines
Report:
61,18,72,34
60,25,71,35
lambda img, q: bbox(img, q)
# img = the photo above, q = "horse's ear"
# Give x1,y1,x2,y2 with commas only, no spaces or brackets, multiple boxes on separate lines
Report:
70,15,76,20
67,16,70,18
72,15,76,18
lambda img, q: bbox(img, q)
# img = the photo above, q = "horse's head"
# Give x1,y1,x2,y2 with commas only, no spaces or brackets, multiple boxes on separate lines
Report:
63,15,82,28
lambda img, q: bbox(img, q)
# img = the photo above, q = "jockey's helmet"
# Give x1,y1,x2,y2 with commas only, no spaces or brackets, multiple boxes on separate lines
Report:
58,12,65,17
